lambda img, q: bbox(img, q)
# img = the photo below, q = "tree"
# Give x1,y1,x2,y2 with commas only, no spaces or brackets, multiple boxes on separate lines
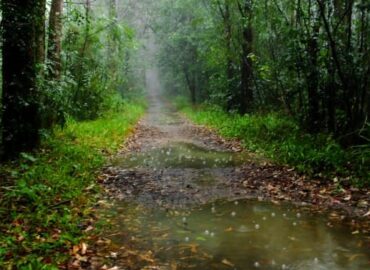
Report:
47,0,64,80
237,0,254,114
1,0,45,159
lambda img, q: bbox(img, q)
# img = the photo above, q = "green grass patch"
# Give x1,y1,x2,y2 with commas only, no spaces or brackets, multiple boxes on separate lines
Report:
177,99,369,187
0,100,146,269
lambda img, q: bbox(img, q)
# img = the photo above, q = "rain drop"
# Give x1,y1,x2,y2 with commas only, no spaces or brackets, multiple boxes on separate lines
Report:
254,262,260,268
271,212,276,217
210,232,215,237
281,264,287,270
204,230,210,235
296,213,301,218
182,217,187,223
211,207,216,213
231,211,236,217
255,224,260,230
234,201,239,205
185,237,190,242
314,258,319,264
293,222,297,226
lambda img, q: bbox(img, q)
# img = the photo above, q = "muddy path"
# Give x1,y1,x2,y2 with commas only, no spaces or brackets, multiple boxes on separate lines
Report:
101,82,369,218
102,93,260,209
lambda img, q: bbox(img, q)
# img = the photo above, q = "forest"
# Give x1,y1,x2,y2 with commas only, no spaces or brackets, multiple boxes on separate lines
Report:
0,0,369,269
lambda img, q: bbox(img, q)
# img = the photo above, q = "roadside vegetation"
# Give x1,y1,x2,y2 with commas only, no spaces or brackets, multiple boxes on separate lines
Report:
0,100,145,269
177,99,370,187
0,0,147,268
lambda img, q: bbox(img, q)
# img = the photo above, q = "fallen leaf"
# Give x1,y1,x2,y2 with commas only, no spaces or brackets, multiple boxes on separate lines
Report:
343,195,351,201
222,258,235,267
348,254,364,262
81,242,88,255
72,245,80,255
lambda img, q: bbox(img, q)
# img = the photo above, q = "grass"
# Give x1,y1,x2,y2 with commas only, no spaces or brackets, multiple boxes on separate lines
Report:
176,98,370,187
0,100,146,269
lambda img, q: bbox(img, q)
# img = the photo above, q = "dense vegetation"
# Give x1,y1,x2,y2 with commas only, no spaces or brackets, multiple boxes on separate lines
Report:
179,100,369,185
0,0,144,159
150,0,370,184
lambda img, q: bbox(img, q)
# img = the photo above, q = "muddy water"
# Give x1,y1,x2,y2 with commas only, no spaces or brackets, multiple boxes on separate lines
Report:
104,200,369,270
112,142,251,169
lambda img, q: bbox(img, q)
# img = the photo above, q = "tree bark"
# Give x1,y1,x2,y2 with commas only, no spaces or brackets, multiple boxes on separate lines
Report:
306,5,321,133
47,0,64,80
108,0,118,72
1,0,44,159
216,0,235,110
183,66,196,104
36,0,46,71
238,0,254,114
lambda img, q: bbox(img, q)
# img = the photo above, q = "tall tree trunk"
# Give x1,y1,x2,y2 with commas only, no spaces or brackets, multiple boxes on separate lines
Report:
47,0,64,80
306,2,321,133
216,1,235,110
36,0,46,72
1,0,44,159
238,0,254,114
183,66,196,104
74,0,91,101
108,0,118,69
224,2,234,97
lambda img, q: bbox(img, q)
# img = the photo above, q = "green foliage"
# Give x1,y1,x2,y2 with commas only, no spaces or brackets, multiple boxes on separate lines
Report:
179,101,370,187
153,0,370,141
0,100,145,268
40,1,140,125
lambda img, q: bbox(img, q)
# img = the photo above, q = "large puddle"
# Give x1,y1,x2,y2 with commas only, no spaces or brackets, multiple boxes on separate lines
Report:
103,199,369,269
112,142,252,169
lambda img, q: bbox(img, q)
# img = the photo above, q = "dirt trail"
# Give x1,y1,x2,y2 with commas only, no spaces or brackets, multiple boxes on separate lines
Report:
101,68,369,218
103,69,257,209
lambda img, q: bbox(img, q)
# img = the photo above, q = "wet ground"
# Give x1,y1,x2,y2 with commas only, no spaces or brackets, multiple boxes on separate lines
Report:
97,200,369,270
84,69,370,270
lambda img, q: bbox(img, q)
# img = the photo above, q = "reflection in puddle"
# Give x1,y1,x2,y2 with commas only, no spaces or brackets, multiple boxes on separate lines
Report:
103,200,370,270
112,142,252,169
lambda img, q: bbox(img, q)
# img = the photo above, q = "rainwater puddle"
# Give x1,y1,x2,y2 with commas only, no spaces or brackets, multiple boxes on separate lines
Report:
104,199,370,270
112,142,250,169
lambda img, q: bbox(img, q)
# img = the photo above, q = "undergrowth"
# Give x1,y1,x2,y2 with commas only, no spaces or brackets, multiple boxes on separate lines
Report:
0,100,145,269
176,98,369,187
